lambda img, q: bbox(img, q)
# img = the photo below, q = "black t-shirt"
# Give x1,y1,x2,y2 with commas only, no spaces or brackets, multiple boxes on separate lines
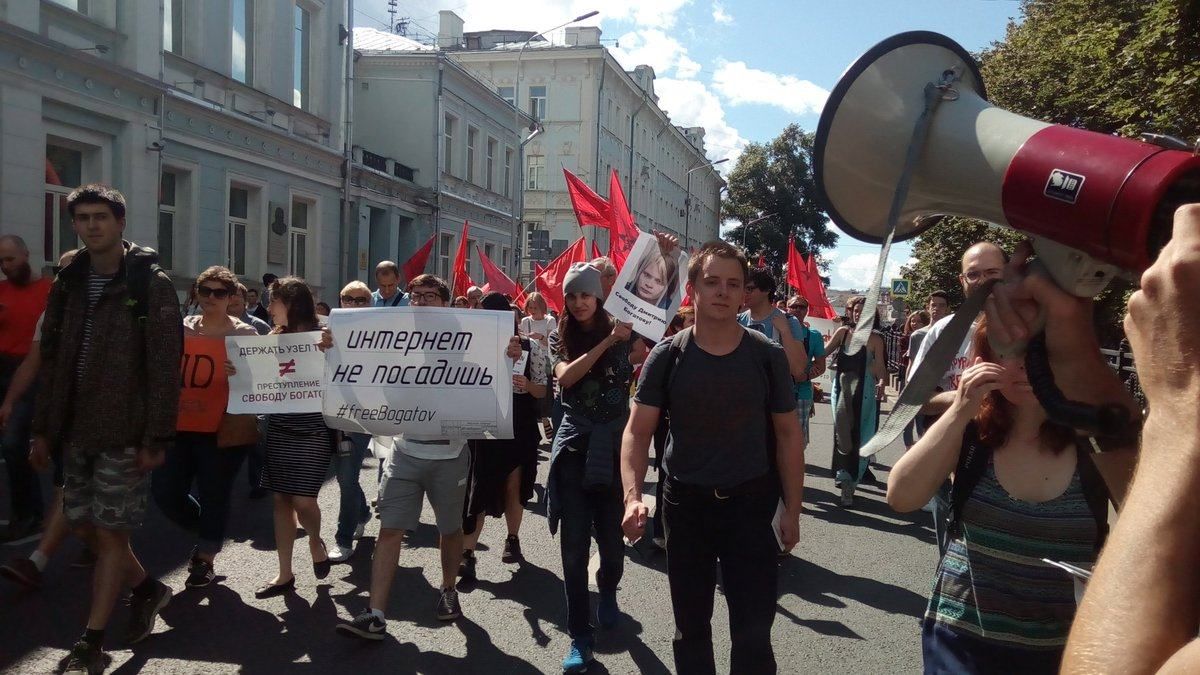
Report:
549,326,634,424
635,328,796,489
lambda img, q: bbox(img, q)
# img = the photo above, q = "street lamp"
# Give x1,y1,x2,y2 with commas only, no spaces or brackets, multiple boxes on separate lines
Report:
684,157,728,249
741,212,775,249
511,10,598,279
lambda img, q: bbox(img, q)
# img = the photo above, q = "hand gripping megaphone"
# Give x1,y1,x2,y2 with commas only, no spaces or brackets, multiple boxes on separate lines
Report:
813,31,1200,296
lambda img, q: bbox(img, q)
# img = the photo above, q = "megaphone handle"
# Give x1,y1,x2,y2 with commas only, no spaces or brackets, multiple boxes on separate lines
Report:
1024,334,1138,445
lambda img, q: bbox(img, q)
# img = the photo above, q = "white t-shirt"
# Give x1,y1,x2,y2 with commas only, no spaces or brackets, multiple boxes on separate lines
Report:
908,313,977,392
520,315,556,342
388,435,468,461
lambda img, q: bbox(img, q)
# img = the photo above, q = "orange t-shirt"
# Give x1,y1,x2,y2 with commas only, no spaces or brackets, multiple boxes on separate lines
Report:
0,276,52,357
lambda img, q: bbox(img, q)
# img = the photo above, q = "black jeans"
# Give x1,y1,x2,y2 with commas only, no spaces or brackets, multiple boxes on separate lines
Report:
0,357,42,523
151,431,248,555
663,478,780,675
555,449,625,639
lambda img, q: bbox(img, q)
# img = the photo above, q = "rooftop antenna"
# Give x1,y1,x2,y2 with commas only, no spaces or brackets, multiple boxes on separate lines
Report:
395,18,410,36
387,0,399,34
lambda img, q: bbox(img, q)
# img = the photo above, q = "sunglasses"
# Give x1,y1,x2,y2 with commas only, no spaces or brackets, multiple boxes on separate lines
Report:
340,295,371,306
196,286,231,299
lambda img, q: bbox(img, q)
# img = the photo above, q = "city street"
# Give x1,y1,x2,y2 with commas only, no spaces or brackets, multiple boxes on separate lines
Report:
0,402,936,674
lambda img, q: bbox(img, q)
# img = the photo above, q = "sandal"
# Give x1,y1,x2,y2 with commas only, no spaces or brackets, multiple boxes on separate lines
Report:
313,540,331,580
254,576,295,599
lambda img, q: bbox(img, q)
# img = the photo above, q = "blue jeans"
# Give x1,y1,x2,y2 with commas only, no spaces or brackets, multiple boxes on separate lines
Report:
151,431,248,555
1,357,42,522
555,449,624,639
335,432,372,548
922,618,1062,675
795,398,813,443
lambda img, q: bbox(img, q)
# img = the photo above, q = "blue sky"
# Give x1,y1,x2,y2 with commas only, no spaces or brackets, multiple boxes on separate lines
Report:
356,0,1023,289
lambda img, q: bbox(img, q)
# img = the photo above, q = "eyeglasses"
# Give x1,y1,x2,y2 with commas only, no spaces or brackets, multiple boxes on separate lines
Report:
410,291,443,303
340,295,371,306
196,286,231,299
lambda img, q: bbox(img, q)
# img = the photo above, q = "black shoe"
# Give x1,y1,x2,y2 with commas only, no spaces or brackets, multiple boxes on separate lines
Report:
336,611,388,641
124,579,172,644
436,587,462,621
458,552,477,582
313,541,331,580
0,557,42,589
71,548,97,569
1,516,40,543
501,535,523,564
63,640,109,675
185,548,215,589
254,577,295,599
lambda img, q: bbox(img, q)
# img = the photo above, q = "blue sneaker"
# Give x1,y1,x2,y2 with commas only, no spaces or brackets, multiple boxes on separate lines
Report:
562,637,593,673
597,589,619,629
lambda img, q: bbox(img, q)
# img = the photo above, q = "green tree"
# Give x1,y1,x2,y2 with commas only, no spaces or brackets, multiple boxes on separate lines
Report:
723,124,837,276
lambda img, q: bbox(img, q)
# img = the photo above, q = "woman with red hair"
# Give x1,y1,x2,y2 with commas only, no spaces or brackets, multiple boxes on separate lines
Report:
887,316,1111,675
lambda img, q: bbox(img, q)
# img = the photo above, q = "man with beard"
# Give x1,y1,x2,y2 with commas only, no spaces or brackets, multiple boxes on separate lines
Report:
0,234,53,542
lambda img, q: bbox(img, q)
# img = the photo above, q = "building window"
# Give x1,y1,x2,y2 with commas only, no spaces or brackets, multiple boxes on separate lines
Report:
526,155,545,190
232,0,254,84
443,114,455,175
502,247,510,270
498,86,514,107
466,238,476,279
484,243,495,267
48,0,88,12
466,126,478,184
439,233,453,280
163,0,183,54
293,4,310,109
227,186,249,275
158,172,177,270
485,138,496,192
44,143,83,263
289,199,308,278
503,148,513,198
528,85,546,120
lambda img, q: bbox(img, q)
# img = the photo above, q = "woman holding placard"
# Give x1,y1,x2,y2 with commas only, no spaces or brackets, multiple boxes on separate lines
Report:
545,263,636,674
254,277,333,599
152,266,259,588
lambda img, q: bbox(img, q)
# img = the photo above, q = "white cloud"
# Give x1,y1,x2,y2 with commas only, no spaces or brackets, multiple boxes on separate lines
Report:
833,253,915,290
712,2,733,24
712,60,829,116
610,29,700,79
653,78,748,166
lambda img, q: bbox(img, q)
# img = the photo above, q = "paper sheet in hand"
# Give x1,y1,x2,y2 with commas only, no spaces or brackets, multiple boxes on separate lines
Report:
322,307,514,439
512,349,529,376
605,231,688,342
225,332,325,414
771,499,786,551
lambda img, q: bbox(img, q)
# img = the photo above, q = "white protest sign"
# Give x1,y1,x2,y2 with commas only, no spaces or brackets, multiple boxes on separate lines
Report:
225,332,326,414
805,317,840,394
322,307,514,439
605,231,687,341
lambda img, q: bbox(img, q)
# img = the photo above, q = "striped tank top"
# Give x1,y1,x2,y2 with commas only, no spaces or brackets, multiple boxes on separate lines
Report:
926,460,1098,649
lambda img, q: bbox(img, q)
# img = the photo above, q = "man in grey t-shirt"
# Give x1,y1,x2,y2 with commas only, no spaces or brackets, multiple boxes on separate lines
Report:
619,241,805,675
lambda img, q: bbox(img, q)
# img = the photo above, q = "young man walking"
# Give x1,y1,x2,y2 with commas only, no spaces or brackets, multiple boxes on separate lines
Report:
32,184,181,673
621,241,805,674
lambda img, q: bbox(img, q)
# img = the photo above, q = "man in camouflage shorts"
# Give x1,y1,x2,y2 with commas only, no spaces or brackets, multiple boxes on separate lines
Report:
31,185,182,675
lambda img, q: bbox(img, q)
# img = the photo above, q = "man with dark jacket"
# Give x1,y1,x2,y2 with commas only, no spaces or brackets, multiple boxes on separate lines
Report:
31,184,182,674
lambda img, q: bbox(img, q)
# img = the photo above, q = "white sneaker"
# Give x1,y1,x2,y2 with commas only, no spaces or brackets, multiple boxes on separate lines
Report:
921,498,937,513
328,544,354,562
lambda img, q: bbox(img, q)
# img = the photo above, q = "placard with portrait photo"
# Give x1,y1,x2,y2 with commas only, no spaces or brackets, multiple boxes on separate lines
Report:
605,231,688,341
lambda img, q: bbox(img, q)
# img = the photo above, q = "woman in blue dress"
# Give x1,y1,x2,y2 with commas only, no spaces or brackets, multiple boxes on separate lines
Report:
823,295,887,506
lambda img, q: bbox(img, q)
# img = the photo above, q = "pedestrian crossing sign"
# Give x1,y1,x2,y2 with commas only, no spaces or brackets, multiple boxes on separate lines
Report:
891,279,910,297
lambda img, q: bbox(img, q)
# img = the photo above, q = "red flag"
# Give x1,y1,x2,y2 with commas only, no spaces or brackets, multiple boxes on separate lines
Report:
606,170,640,271
401,234,435,283
804,252,838,319
451,221,474,299
476,243,518,298
786,236,806,296
536,237,589,313
756,254,766,269
564,168,611,230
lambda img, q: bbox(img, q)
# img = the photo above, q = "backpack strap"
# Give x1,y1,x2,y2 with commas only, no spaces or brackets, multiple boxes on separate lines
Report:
124,257,160,323
389,291,405,307
946,422,989,541
1073,438,1112,552
659,327,692,410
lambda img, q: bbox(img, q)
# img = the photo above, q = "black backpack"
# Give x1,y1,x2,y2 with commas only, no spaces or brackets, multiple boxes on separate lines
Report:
41,248,165,353
946,422,1111,553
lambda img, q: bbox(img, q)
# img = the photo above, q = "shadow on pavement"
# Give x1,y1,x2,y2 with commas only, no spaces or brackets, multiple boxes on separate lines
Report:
777,556,927,619
803,485,935,545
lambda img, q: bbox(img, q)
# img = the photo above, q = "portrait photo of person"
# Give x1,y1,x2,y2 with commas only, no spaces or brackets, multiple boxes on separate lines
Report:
624,246,679,310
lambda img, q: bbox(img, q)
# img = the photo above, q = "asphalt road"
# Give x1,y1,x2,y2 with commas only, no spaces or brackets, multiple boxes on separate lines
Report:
0,401,937,674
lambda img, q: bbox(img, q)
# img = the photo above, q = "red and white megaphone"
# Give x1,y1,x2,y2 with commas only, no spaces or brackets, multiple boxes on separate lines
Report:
814,31,1200,295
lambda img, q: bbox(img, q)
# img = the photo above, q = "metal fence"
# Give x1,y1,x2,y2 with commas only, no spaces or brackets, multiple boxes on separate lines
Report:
1100,346,1144,406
